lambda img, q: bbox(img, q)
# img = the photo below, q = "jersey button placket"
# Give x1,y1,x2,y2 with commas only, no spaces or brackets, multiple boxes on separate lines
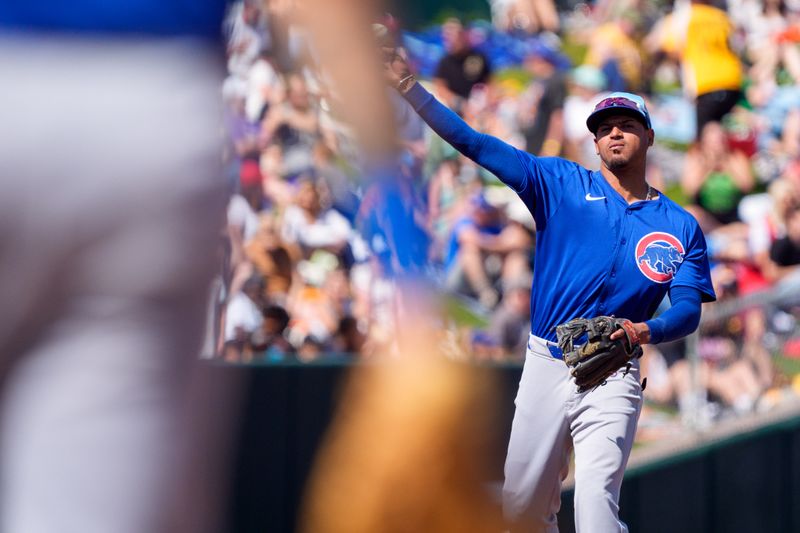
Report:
605,212,631,304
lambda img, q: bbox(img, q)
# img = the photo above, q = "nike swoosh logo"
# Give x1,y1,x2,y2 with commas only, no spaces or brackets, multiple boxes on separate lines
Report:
585,193,606,201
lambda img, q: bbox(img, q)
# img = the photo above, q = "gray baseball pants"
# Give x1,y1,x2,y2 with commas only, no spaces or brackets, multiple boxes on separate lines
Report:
503,334,643,532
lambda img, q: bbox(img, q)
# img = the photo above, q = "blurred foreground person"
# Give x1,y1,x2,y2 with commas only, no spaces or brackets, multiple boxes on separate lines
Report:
294,1,505,531
301,288,505,533
0,3,235,533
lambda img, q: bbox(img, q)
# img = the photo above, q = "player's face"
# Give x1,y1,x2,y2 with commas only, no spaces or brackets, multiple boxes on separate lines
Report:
593,115,653,170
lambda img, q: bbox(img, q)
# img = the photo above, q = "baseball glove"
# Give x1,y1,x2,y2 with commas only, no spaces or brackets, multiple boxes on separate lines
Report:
555,316,643,393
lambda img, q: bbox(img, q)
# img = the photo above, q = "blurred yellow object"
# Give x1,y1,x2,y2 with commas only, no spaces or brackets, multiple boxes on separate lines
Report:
759,387,784,411
496,76,527,96
792,375,800,396
300,308,505,533
657,3,742,97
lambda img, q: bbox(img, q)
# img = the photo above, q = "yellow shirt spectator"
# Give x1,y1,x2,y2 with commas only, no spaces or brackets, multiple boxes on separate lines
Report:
660,2,742,97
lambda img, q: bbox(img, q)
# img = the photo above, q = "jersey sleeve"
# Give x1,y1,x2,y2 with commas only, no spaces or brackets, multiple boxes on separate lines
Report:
404,83,530,190
403,83,570,228
515,157,578,229
645,286,702,344
671,220,716,302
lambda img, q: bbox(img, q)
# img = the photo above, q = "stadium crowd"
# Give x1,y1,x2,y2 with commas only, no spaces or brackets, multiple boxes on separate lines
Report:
215,0,800,421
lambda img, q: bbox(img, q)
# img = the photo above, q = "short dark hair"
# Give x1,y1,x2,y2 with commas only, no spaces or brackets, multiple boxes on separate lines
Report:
262,304,290,331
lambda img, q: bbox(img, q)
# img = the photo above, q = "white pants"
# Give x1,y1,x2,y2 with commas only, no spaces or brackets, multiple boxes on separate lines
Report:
0,34,231,533
503,335,643,532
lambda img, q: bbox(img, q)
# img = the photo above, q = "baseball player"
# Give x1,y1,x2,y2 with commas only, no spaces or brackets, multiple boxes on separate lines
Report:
385,54,715,531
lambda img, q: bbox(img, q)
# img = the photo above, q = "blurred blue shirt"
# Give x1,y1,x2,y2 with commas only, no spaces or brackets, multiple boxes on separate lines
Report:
0,0,227,39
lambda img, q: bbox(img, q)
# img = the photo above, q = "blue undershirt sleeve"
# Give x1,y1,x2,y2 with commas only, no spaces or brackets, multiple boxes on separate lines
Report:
644,286,702,345
403,83,531,193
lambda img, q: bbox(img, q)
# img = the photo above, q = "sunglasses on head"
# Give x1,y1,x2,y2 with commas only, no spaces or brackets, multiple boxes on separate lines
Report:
594,97,640,112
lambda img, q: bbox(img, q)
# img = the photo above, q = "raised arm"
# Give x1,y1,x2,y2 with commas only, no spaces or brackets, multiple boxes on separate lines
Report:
385,52,531,192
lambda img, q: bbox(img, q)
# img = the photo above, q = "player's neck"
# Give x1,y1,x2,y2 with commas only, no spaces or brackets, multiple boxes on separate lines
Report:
600,166,651,204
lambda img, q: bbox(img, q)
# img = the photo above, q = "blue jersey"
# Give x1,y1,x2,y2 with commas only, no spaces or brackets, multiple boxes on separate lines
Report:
520,157,714,340
0,1,226,38
405,84,715,342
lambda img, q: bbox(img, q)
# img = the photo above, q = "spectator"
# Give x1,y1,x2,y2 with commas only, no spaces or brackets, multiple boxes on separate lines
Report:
313,141,360,222
224,274,266,347
682,121,755,232
249,304,296,361
443,193,532,309
226,0,263,78
583,14,644,92
488,0,559,34
433,19,492,110
427,153,475,259
260,142,295,208
520,42,567,156
696,265,769,414
746,81,800,162
297,335,328,362
244,216,294,303
349,255,397,356
331,315,367,355
488,275,533,357
245,47,281,121
281,178,355,265
563,65,608,168
223,76,262,188
638,339,693,410
738,0,800,86
746,176,800,281
227,162,265,269
649,0,743,138
287,252,341,346
261,73,321,179
770,202,800,266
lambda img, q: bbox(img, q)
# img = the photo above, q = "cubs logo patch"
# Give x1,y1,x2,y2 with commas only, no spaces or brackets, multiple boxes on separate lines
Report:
635,232,685,283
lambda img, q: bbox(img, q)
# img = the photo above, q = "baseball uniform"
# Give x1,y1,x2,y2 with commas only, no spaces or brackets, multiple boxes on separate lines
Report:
402,83,715,531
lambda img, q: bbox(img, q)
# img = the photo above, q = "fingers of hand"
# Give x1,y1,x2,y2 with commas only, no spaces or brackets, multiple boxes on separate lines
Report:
381,46,397,64
382,64,399,85
383,47,409,72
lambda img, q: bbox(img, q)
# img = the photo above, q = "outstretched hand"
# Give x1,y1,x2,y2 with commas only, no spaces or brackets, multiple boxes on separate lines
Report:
382,47,412,89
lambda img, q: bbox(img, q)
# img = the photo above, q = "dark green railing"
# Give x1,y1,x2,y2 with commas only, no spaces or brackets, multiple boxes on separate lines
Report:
219,362,800,533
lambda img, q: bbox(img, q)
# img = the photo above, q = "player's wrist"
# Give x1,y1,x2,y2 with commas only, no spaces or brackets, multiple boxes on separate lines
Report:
396,74,416,94
637,322,652,345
